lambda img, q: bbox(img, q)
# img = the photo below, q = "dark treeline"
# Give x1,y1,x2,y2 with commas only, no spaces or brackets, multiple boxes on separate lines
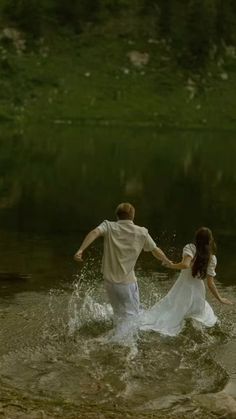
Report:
1,0,236,67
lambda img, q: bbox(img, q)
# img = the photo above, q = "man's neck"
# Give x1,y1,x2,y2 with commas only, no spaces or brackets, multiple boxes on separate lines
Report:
117,219,134,224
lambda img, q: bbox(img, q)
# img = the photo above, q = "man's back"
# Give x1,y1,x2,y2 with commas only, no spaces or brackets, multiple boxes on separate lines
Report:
74,202,170,323
98,219,156,283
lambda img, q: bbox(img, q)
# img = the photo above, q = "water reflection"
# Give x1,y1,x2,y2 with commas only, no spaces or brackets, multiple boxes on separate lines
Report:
0,125,235,238
0,125,235,287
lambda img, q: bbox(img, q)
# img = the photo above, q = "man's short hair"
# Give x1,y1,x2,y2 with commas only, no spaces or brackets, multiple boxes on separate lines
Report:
115,203,135,220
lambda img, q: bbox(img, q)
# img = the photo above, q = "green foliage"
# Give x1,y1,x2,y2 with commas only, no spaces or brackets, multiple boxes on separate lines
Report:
167,1,188,48
53,0,139,31
1,0,236,67
140,0,236,67
54,0,102,32
102,0,131,14
2,0,44,37
216,0,236,45
183,0,217,67
158,0,172,37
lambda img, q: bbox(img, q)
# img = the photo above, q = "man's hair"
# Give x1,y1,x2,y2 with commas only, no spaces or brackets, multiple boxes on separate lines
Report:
115,203,135,220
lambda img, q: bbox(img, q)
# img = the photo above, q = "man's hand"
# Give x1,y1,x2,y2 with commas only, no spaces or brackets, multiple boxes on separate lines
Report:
162,259,173,268
74,250,83,262
73,228,101,263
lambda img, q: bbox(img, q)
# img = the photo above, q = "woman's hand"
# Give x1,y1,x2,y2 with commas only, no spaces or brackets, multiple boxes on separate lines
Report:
163,255,192,270
162,259,174,268
220,297,233,305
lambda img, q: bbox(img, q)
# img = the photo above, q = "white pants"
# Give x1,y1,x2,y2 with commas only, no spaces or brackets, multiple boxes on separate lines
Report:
105,281,140,323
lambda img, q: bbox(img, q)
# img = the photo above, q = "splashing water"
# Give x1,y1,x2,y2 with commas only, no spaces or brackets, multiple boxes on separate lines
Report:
67,266,113,335
0,268,235,418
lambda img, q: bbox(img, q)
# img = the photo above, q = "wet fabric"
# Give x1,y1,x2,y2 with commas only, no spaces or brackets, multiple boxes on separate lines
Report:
139,244,218,336
105,280,140,322
97,219,157,284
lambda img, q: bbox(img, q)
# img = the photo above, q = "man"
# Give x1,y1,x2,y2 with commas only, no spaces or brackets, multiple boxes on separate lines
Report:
74,202,170,323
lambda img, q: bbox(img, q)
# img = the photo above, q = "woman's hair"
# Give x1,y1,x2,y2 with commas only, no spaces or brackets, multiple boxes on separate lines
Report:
192,227,216,279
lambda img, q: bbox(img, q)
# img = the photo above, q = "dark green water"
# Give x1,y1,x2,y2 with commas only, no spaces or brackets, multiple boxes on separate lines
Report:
1,124,236,235
0,125,236,417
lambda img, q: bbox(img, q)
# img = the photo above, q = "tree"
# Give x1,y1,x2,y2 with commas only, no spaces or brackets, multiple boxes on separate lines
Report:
216,0,236,45
54,0,101,32
3,0,43,37
184,0,217,67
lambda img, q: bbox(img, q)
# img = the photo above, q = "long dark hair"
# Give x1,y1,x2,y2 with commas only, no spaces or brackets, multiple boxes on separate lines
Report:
192,227,216,279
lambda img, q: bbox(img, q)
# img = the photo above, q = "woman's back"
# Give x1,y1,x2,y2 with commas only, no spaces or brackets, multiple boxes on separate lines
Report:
182,243,217,279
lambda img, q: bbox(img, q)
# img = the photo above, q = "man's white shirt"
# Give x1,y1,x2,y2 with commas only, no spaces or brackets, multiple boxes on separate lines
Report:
97,219,157,284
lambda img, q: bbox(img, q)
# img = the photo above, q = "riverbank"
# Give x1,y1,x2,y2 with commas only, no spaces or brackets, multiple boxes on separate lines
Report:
1,27,236,129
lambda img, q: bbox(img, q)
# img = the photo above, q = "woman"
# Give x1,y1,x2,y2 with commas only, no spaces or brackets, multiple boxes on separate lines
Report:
140,227,232,336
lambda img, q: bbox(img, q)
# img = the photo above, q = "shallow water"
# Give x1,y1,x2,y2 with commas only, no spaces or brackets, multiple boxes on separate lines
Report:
0,125,236,417
0,233,235,417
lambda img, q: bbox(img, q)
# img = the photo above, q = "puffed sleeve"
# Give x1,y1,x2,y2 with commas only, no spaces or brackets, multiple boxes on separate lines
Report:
97,220,108,236
207,255,217,277
182,243,195,258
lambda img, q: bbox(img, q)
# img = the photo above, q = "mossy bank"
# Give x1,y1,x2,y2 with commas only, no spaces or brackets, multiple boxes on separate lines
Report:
1,25,236,130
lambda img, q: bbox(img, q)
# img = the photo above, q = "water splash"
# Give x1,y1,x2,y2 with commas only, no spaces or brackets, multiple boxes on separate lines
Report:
67,270,113,335
0,272,234,417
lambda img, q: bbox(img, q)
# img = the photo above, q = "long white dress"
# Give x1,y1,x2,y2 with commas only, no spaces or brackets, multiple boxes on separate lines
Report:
140,243,218,336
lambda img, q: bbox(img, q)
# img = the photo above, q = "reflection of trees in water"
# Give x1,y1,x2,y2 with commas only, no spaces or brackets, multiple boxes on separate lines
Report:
162,134,236,237
0,126,235,237
0,132,22,210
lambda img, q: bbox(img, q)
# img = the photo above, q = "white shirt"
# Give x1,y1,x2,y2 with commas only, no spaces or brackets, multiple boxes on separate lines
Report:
97,219,157,284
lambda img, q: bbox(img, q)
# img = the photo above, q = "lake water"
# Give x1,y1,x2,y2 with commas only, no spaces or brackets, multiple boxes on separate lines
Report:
0,124,235,418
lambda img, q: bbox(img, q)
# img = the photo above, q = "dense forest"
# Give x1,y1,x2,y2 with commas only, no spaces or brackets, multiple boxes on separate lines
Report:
1,0,236,68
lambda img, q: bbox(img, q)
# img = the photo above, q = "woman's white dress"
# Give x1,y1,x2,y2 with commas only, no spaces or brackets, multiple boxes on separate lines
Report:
140,243,218,336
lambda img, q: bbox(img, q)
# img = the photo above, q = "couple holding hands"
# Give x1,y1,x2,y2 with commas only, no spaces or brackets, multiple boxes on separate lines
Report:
74,203,232,336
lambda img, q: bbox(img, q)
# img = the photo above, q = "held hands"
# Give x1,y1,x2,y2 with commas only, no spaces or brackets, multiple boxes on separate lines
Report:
162,259,174,268
74,249,83,262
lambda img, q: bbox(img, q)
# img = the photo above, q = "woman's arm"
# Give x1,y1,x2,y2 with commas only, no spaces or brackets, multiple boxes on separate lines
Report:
74,228,102,262
165,254,192,270
207,276,233,305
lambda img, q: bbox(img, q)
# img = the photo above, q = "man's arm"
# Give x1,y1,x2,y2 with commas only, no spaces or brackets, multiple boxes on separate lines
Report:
143,232,171,265
74,228,102,262
152,247,171,265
